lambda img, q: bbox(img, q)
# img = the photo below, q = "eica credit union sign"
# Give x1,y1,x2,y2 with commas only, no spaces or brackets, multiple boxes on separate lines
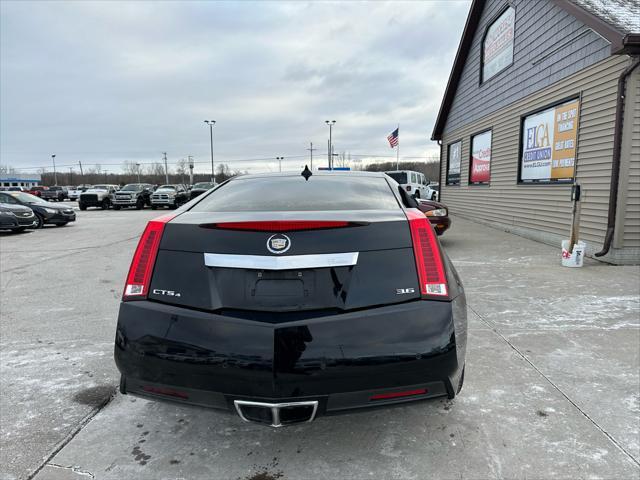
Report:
521,99,580,182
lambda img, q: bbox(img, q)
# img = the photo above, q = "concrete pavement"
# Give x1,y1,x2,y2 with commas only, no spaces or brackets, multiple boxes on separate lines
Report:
1,209,158,480
1,211,638,479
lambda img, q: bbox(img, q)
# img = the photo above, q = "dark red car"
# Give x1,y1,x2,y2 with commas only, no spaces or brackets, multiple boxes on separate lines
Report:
416,198,451,235
27,186,47,197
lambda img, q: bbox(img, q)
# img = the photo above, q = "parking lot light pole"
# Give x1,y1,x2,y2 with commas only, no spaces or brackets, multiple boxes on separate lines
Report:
276,156,284,173
204,120,216,184
136,163,141,184
325,120,335,169
52,154,57,185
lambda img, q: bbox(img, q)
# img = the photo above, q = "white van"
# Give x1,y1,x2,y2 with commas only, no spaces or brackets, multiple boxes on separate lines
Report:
385,170,430,198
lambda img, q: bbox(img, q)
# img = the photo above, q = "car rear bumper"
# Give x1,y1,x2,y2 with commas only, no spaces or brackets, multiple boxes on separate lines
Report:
114,297,467,419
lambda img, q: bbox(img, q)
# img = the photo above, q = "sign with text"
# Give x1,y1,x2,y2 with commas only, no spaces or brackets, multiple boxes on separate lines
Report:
470,131,491,184
521,99,580,182
483,7,515,81
447,141,461,185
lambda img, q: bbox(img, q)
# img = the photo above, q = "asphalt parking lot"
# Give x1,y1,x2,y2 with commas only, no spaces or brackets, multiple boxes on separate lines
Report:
1,207,639,480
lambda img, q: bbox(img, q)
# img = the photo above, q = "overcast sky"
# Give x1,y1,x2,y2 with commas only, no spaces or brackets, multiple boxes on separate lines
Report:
1,0,470,175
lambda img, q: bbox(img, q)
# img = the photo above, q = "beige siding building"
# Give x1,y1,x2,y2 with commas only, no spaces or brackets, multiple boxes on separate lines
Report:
432,0,639,264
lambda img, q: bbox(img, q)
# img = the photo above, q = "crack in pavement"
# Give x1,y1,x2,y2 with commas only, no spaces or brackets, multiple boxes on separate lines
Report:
46,463,95,479
468,304,640,469
25,390,117,480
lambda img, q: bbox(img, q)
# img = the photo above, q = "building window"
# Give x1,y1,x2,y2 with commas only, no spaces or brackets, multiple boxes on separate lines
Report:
469,130,492,185
519,97,580,184
446,141,462,185
482,6,515,82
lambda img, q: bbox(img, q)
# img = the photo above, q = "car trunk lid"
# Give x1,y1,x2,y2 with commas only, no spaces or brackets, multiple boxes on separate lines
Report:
148,210,420,315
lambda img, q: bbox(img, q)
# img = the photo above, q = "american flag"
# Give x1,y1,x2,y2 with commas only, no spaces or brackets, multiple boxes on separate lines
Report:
387,128,399,148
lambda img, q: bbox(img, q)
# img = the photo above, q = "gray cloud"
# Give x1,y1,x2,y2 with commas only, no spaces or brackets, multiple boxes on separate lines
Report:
0,0,470,174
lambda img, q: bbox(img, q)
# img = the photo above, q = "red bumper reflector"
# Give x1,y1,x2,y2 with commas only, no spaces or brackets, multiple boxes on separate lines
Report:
142,385,189,399
371,388,427,400
209,221,351,232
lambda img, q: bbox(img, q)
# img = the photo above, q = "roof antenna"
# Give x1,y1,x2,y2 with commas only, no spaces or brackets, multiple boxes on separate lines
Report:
301,165,312,181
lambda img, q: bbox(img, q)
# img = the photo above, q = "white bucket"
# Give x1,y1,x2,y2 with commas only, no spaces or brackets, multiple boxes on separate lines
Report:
561,240,586,268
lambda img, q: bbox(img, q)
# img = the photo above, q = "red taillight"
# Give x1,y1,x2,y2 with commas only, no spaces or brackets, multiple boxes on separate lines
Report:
406,209,448,297
371,388,427,400
122,213,175,301
208,221,352,232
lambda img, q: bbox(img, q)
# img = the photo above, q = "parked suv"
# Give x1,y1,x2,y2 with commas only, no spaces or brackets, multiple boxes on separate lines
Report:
79,185,118,210
113,183,154,210
41,186,68,202
150,184,188,209
426,183,439,201
385,170,430,198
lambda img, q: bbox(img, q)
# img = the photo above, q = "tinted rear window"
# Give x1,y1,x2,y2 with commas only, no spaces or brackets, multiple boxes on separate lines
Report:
191,175,400,212
386,172,407,184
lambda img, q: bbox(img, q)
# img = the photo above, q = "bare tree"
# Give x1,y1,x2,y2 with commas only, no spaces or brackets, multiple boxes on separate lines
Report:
176,159,187,185
0,164,17,175
335,151,350,168
215,163,232,183
146,162,166,184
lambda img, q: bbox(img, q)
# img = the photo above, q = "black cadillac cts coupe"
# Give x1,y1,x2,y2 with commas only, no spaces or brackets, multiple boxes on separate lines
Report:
114,171,467,427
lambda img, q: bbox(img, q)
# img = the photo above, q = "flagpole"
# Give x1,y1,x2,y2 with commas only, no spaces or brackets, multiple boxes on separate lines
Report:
396,124,400,170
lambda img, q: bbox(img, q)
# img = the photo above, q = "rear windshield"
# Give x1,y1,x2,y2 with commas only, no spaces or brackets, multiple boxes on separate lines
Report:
191,175,400,212
386,172,407,184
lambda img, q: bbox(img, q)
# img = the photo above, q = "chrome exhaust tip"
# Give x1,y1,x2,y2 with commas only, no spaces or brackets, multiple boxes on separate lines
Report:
234,400,319,427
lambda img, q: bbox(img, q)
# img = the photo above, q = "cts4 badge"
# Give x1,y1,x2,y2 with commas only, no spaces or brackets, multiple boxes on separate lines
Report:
266,234,291,254
153,289,182,297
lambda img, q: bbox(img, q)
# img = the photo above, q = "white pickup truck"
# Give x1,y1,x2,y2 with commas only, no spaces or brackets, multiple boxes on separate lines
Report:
79,185,118,210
